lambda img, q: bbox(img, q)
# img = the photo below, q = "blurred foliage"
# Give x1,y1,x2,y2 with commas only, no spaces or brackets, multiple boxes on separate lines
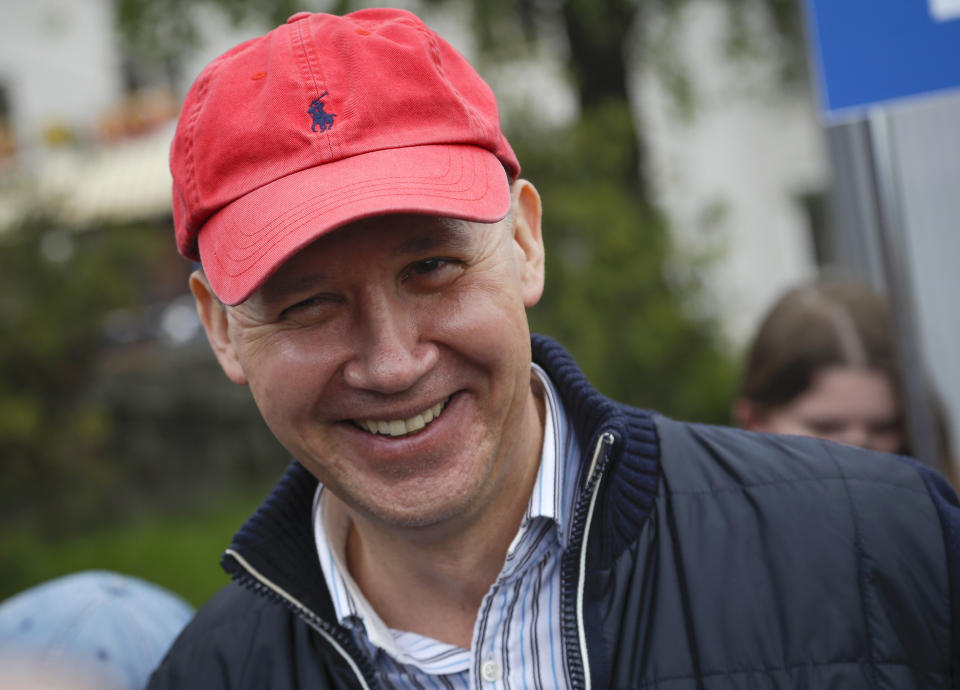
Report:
0,219,159,535
432,0,806,195
2,491,265,605
0,219,286,540
439,0,807,84
518,101,736,420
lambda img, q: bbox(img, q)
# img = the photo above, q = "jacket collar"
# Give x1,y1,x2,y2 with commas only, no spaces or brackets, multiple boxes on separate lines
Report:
530,335,660,565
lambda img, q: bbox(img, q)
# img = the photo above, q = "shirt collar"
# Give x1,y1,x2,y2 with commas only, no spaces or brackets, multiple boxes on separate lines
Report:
527,363,579,546
313,488,405,656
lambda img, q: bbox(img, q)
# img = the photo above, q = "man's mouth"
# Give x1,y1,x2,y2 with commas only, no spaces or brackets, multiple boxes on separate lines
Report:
353,398,449,438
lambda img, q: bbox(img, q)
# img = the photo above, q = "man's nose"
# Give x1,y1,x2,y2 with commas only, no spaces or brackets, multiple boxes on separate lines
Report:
342,294,438,394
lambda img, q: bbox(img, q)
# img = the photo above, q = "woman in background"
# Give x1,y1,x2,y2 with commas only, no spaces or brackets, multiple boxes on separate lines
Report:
734,280,954,472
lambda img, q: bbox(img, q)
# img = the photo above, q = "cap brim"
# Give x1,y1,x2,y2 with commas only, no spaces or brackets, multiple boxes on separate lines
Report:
197,144,511,305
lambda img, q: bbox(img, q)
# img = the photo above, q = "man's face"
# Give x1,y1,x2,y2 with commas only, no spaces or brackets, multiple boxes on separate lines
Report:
194,182,546,532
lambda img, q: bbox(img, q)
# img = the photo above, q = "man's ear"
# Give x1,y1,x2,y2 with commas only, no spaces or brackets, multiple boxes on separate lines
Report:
510,179,545,307
189,270,248,385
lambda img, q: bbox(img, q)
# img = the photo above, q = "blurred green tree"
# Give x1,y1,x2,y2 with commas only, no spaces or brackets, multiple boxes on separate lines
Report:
514,105,737,420
0,215,290,604
0,217,285,541
0,219,160,535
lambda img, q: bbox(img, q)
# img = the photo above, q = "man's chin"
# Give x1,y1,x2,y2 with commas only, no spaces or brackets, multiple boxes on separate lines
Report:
331,458,496,533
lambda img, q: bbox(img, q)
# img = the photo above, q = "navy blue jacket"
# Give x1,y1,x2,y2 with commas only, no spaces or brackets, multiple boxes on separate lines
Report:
149,335,960,688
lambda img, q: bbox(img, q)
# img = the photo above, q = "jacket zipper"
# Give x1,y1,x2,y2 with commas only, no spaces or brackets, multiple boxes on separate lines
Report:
224,548,376,690
567,430,616,690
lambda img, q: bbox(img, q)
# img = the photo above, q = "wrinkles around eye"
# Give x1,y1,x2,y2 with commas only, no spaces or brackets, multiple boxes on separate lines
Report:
280,294,342,323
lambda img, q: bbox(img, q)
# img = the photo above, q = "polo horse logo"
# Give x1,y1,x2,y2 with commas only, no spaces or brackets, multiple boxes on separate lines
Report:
308,92,337,132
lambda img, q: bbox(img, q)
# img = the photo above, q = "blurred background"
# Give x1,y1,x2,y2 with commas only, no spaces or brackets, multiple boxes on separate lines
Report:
1,0,958,606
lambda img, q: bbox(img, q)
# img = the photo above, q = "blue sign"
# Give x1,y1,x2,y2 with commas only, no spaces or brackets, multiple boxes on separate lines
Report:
805,0,960,119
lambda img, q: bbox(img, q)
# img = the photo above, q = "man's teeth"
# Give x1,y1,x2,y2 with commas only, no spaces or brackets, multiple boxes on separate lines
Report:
357,400,447,437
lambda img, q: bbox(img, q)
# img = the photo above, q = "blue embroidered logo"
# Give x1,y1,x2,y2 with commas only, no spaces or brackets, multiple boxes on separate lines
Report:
308,92,336,132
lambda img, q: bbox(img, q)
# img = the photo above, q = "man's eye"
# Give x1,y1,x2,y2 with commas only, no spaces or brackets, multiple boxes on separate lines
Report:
280,294,340,321
402,258,460,283
410,258,446,275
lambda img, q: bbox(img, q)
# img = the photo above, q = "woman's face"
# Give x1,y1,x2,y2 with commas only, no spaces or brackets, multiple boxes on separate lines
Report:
745,365,904,454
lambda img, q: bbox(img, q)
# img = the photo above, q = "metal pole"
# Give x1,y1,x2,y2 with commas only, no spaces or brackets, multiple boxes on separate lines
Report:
863,109,945,471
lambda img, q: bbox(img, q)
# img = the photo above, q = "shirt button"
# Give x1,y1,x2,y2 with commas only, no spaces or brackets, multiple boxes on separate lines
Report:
286,11,311,23
481,660,501,682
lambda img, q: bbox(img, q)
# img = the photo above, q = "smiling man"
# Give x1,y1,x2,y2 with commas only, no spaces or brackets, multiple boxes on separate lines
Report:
149,8,960,690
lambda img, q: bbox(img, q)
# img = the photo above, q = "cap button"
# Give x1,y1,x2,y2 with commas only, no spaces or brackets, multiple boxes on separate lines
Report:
286,11,311,24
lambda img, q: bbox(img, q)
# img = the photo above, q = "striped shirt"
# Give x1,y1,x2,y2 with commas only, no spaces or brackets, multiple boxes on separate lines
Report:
312,364,582,689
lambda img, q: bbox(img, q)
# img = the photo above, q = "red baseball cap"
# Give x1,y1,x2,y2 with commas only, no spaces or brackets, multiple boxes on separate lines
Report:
170,8,520,305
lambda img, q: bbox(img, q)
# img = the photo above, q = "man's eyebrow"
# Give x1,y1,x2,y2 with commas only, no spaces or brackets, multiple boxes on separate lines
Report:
394,221,474,256
262,271,331,298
